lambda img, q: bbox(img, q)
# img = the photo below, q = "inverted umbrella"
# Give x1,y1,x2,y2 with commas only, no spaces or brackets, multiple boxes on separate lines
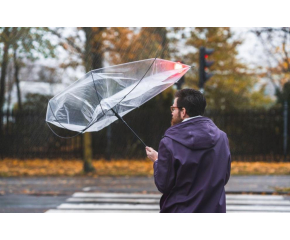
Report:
46,58,191,146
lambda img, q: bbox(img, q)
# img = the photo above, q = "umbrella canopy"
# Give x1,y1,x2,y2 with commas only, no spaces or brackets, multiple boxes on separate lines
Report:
46,58,191,133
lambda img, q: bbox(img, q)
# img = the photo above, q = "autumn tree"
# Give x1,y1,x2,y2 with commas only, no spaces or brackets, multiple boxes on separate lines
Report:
0,28,23,134
51,27,138,171
113,27,175,105
0,28,56,160
0,27,56,140
181,27,272,110
252,27,290,105
103,27,171,66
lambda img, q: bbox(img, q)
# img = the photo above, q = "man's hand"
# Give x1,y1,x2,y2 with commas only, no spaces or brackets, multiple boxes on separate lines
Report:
145,146,158,162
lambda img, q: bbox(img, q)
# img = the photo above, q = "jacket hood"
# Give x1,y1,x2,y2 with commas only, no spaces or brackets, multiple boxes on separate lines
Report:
164,116,221,150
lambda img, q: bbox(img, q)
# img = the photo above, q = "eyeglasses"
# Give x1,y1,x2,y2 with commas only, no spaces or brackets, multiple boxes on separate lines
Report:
170,106,182,112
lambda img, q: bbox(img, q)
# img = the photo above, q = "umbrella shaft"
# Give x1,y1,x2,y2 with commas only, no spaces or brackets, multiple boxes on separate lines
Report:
111,109,146,148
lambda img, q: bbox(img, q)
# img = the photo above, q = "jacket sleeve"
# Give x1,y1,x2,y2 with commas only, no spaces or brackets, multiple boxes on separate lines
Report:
153,139,175,194
225,134,231,185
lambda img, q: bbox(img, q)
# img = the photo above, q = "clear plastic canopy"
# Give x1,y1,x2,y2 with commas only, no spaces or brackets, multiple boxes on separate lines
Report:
46,58,191,133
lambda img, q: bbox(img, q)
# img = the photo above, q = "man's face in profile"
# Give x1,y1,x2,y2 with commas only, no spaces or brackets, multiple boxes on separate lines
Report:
171,98,183,126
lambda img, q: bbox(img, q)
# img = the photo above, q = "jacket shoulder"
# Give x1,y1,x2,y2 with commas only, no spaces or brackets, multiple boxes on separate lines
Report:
160,135,174,145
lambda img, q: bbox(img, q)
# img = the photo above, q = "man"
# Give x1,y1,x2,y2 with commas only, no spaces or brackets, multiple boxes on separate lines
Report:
146,88,231,213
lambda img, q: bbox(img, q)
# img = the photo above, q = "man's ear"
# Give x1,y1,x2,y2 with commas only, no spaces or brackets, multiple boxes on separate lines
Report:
181,107,186,119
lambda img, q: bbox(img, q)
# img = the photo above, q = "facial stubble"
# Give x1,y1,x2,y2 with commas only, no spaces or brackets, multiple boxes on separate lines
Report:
171,110,183,126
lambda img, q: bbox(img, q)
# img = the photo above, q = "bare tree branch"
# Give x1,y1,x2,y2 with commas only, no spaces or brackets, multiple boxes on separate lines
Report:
49,28,84,55
282,29,290,72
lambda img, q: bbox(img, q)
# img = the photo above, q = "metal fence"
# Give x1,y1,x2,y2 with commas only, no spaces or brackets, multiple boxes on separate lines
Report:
0,107,289,162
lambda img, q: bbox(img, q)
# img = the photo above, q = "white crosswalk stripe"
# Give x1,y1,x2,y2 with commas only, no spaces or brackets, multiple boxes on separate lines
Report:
46,192,290,213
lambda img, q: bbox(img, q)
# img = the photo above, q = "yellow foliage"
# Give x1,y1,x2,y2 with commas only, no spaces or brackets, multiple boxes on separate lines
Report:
0,159,290,177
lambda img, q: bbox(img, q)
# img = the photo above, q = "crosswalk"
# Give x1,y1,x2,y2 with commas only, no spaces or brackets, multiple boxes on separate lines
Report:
46,192,290,213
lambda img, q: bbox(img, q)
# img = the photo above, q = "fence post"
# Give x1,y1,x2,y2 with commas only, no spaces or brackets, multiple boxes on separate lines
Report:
0,111,3,159
105,125,112,160
283,100,288,162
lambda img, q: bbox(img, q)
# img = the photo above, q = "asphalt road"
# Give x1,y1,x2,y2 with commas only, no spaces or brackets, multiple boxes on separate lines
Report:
0,175,289,213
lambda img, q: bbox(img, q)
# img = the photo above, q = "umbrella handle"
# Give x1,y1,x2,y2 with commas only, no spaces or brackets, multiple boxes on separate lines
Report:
111,109,147,148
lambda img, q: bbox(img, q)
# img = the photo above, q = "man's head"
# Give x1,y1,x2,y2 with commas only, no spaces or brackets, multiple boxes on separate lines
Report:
170,88,206,126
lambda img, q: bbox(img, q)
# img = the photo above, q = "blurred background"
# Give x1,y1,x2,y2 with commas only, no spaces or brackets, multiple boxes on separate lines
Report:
0,27,289,174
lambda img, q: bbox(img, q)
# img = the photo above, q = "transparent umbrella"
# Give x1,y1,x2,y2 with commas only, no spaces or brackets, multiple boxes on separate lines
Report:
46,58,191,145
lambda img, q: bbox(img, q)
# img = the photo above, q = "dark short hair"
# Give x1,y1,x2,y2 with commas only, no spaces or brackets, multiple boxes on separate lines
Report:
175,89,206,117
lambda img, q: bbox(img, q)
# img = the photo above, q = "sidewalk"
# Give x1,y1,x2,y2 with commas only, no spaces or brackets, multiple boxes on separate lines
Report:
225,175,290,193
1,175,289,195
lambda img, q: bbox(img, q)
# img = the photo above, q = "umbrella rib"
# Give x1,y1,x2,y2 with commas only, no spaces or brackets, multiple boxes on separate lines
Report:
91,71,106,117
46,101,84,139
47,99,104,139
46,76,107,138
89,62,154,146
117,57,157,106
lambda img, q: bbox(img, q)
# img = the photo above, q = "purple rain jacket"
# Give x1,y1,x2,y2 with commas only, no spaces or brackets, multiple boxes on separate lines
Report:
153,116,231,213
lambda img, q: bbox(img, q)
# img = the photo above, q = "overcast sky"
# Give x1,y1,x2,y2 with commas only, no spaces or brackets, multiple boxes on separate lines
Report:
232,27,265,66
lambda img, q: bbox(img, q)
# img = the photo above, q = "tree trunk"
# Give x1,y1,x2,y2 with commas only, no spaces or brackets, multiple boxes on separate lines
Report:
158,27,168,59
81,27,105,173
13,48,22,112
6,62,14,129
0,28,10,142
82,132,94,172
82,27,95,173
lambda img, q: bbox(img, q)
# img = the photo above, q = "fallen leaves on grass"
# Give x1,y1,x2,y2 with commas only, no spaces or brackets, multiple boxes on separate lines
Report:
0,159,290,177
0,158,154,177
230,162,290,175
274,187,290,192
0,158,83,177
